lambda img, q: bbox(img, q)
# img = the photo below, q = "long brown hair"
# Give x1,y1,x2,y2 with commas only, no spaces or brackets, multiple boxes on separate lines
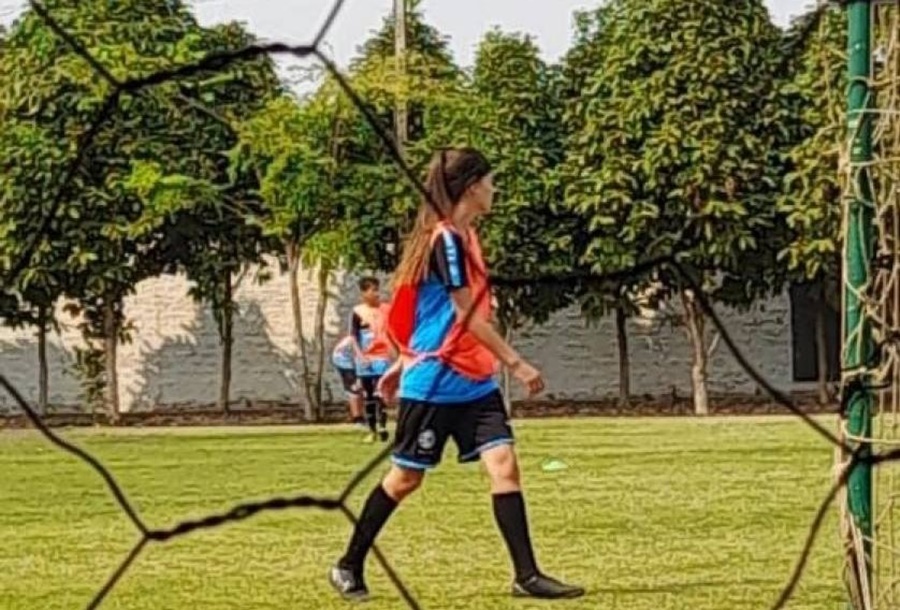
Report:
393,147,492,287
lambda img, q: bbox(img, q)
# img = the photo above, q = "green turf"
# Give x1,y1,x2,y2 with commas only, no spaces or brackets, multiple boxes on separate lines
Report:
0,417,846,610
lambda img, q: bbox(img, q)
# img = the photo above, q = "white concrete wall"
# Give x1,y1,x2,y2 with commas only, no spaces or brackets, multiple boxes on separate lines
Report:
0,260,796,412
506,295,793,402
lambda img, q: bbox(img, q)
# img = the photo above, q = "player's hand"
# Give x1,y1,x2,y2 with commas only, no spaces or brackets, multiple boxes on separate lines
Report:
511,360,544,397
378,365,402,405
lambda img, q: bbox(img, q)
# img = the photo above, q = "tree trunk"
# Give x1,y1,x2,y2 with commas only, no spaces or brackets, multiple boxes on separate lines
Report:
287,241,316,420
313,264,330,420
815,293,831,405
218,267,234,414
682,289,709,416
37,304,49,415
615,305,630,407
103,298,120,422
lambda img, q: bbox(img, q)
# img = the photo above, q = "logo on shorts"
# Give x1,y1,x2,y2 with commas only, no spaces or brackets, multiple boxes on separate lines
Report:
417,429,436,451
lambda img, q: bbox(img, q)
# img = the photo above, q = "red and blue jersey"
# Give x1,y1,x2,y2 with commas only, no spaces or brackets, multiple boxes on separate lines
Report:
388,221,499,404
352,303,393,377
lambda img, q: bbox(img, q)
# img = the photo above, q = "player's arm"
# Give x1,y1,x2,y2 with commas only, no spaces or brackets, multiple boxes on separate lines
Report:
383,356,403,377
377,334,404,403
349,310,366,360
451,290,544,395
449,289,519,365
434,231,543,395
433,232,517,367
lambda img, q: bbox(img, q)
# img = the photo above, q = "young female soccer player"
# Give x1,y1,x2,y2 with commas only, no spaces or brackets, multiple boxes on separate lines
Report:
328,147,584,601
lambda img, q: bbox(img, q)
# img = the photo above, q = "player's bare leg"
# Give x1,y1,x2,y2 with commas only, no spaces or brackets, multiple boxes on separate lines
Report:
482,444,585,599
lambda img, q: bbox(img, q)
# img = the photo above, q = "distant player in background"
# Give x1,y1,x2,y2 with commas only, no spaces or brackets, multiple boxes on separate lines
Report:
350,277,393,442
331,335,365,428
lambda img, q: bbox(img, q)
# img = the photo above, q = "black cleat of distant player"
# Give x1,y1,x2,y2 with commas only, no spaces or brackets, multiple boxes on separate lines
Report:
329,565,369,601
512,573,585,599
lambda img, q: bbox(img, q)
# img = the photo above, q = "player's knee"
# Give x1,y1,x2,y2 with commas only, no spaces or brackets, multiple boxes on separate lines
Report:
382,466,424,501
483,444,520,489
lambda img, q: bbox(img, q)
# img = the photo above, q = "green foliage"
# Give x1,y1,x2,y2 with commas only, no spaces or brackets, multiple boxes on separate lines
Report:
441,30,577,329
0,0,280,410
115,11,282,413
562,0,789,309
336,6,466,272
0,0,854,413
1,2,175,293
776,6,846,282
352,1,458,84
558,4,635,323
71,343,105,413
0,122,70,332
229,83,364,414
231,93,343,257
559,5,614,138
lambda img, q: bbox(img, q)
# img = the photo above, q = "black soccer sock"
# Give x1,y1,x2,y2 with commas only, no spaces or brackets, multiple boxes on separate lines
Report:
339,485,398,572
492,491,539,581
364,397,377,432
376,398,387,429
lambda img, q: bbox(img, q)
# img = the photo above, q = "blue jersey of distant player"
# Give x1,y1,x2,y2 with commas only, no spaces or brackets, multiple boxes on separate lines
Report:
399,227,498,404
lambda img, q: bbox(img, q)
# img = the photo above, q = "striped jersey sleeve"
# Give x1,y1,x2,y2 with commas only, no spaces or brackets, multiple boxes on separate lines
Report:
430,229,467,290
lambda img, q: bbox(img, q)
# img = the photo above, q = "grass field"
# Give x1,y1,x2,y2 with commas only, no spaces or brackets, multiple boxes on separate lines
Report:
0,417,848,610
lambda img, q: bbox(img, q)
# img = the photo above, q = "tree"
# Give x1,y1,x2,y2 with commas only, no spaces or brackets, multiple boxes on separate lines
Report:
562,0,788,415
229,91,348,420
471,31,575,325
0,0,280,417
222,4,463,417
560,5,645,406
0,1,158,417
339,3,464,269
355,0,456,75
127,21,282,414
0,123,72,413
777,7,846,404
301,227,356,419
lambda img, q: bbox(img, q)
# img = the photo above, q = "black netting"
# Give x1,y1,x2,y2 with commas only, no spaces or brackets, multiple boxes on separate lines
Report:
0,2,888,609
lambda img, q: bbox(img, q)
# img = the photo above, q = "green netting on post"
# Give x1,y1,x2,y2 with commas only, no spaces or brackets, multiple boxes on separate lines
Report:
838,2,900,609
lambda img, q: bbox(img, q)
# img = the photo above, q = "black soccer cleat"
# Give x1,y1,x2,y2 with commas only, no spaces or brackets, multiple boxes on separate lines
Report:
329,565,369,601
378,429,389,442
512,573,585,599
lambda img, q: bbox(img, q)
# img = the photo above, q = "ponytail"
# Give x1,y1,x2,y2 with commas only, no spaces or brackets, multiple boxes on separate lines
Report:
392,148,492,288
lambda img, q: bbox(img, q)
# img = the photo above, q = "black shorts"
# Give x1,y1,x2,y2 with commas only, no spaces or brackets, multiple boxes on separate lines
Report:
391,390,514,470
336,367,359,396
